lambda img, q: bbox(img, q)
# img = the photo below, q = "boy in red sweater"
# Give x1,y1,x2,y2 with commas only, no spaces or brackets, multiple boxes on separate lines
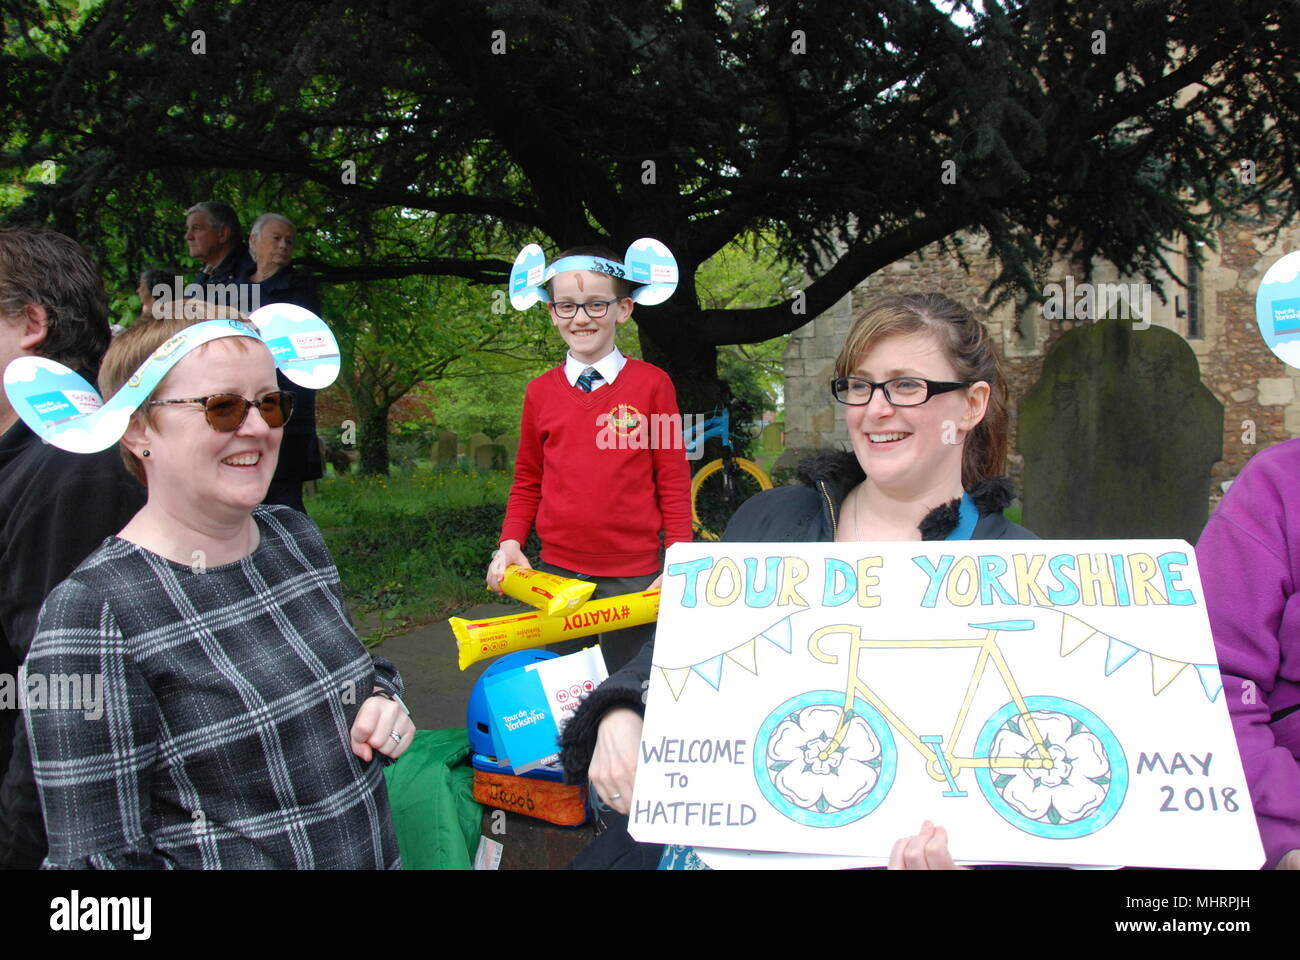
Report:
487,242,691,672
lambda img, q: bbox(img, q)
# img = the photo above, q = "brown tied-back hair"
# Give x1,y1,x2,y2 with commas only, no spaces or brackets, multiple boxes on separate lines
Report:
98,304,253,485
834,293,1008,490
0,226,111,373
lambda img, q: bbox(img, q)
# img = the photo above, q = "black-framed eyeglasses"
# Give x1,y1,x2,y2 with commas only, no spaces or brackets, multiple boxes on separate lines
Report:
148,391,295,431
549,299,623,319
830,376,972,407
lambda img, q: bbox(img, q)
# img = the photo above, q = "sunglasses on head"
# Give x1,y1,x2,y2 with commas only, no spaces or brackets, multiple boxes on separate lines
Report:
148,391,295,431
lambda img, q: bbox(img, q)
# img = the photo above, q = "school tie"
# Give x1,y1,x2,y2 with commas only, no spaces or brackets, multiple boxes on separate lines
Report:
576,367,604,392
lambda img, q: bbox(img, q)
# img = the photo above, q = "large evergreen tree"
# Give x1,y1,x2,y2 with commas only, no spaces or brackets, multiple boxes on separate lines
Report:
3,0,1297,409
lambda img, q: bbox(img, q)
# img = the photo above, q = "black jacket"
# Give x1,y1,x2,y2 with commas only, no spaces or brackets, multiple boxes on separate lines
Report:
558,451,1035,869
0,414,145,867
194,245,256,289
251,266,323,483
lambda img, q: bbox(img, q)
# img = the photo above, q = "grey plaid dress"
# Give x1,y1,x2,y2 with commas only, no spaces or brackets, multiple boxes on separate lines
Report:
24,505,402,869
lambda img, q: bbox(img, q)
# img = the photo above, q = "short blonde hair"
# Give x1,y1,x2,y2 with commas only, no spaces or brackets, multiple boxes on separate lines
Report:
548,246,632,299
98,310,254,484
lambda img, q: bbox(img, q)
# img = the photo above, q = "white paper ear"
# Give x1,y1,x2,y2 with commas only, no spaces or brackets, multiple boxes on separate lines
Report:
2,357,115,452
509,243,549,310
4,308,341,453
1257,249,1300,370
247,303,341,389
623,238,679,305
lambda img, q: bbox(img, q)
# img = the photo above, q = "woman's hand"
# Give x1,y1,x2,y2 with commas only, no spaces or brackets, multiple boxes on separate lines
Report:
589,707,643,815
1277,849,1300,870
888,820,968,870
486,540,530,594
351,692,415,762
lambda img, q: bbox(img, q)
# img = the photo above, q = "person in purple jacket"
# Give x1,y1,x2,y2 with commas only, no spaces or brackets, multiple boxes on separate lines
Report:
1196,437,1300,870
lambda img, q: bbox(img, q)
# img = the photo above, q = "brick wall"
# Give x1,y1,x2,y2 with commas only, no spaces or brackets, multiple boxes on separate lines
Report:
780,220,1300,507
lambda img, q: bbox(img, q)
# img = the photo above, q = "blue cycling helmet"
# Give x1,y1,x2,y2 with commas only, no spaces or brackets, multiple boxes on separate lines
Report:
467,650,558,759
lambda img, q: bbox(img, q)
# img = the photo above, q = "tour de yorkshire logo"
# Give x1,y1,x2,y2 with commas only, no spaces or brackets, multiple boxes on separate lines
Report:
606,402,644,438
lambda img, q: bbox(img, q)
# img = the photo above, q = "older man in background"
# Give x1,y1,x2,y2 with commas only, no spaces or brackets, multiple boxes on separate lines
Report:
186,200,254,290
0,227,145,868
247,213,323,511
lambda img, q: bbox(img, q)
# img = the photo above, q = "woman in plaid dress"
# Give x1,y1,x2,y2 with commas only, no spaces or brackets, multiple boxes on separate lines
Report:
24,315,412,869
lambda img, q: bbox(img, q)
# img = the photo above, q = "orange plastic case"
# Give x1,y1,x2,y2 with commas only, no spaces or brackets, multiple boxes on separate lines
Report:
472,768,588,827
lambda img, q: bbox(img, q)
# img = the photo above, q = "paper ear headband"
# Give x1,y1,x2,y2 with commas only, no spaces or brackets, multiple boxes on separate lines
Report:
1256,249,1300,370
508,237,679,311
2,303,340,454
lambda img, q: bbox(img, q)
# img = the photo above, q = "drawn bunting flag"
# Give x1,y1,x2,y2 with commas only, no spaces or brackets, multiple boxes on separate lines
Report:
1055,610,1221,702
656,615,795,700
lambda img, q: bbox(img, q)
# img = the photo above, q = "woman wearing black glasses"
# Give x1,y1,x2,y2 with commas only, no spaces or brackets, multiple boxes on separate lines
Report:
560,293,1035,870
23,314,412,869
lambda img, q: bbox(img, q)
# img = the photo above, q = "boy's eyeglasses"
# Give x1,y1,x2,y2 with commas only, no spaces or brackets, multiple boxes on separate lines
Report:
148,391,296,431
830,376,972,407
549,299,622,319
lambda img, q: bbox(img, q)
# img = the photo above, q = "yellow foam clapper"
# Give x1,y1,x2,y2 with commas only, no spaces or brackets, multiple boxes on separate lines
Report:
498,565,597,617
451,590,661,670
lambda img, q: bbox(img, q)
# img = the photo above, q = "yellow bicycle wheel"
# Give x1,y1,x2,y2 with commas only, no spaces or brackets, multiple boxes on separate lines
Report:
690,457,773,541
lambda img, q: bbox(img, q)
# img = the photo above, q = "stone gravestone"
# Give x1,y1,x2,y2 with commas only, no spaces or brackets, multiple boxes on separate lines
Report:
467,432,492,465
494,434,519,470
433,429,459,465
757,422,784,454
1019,318,1222,541
475,443,508,472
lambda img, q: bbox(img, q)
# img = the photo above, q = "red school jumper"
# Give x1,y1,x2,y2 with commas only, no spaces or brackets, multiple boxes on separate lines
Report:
499,358,693,577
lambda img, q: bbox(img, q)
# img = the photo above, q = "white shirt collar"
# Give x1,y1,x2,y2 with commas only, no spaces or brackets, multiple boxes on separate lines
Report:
563,347,626,388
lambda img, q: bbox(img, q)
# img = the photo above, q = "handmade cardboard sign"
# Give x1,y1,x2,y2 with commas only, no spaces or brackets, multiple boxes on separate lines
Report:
628,540,1265,869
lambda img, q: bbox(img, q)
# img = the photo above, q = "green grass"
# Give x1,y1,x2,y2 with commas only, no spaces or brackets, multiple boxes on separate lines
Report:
306,464,534,643
311,459,1020,644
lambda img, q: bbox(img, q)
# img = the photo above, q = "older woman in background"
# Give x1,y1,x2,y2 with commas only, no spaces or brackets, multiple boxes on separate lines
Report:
24,314,410,868
246,213,323,511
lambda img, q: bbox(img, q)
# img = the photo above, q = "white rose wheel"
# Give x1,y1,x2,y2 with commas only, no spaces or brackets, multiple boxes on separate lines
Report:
754,691,898,827
974,696,1128,838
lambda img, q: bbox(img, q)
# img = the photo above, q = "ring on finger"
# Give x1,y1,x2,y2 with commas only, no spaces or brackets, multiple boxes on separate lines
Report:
390,732,403,744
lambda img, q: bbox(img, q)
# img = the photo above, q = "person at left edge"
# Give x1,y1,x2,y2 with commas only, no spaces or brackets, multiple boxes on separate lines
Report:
245,212,323,513
24,313,410,868
0,227,146,869
1196,438,1300,870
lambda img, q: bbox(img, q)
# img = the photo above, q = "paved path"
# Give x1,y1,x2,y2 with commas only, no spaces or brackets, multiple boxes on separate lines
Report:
369,599,520,729
370,600,597,868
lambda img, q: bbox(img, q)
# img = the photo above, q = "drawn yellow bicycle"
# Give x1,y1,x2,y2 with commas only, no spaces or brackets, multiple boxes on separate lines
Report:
754,619,1128,838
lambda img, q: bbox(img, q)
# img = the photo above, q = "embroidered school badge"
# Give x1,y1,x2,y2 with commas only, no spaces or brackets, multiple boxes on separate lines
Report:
607,402,644,438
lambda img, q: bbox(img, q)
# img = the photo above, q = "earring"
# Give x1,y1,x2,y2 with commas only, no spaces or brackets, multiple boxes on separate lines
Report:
142,449,150,458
